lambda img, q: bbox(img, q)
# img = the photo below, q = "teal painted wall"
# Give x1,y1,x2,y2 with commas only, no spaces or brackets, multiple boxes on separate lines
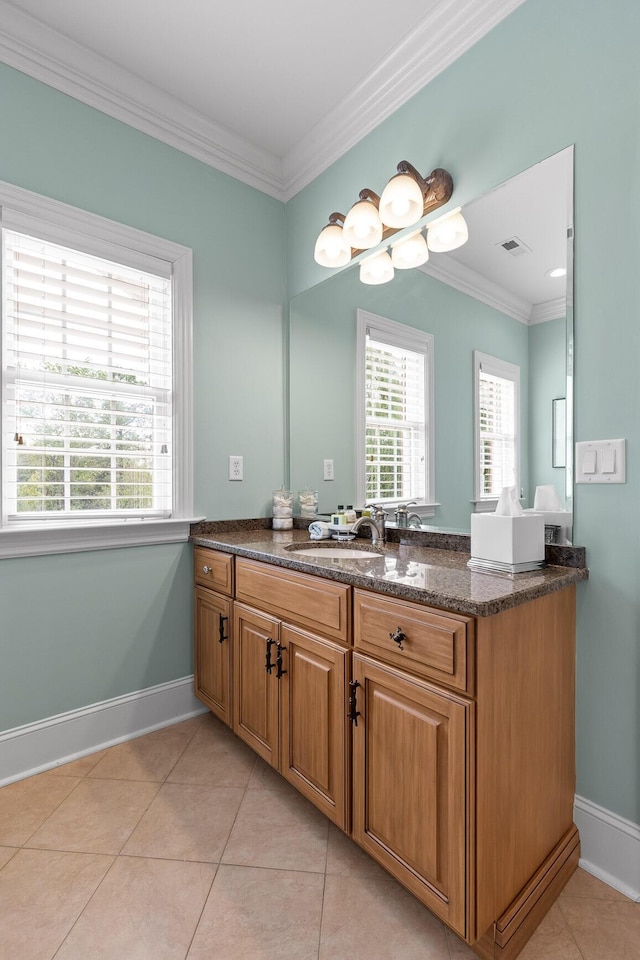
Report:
528,317,567,500
290,265,529,530
286,0,640,824
0,64,287,730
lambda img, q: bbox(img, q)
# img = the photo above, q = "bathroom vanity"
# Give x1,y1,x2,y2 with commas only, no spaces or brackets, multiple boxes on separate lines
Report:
191,522,587,960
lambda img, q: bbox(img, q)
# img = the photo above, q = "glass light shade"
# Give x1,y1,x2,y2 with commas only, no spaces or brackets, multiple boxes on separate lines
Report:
313,223,351,267
379,174,424,228
342,200,383,249
359,250,394,285
426,208,469,252
391,231,429,269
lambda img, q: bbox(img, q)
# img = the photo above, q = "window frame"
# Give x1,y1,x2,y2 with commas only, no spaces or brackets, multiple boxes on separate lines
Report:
355,309,435,515
0,180,196,559
472,350,520,512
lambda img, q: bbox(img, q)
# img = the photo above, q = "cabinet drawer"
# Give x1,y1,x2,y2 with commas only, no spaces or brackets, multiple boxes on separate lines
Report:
194,547,234,596
236,558,351,644
354,589,472,693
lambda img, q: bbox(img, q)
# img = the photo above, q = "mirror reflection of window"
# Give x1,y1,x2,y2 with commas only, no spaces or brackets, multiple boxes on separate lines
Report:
356,310,434,512
474,351,520,506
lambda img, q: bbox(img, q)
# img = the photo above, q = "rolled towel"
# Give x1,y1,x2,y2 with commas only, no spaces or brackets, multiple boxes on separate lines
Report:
309,521,331,540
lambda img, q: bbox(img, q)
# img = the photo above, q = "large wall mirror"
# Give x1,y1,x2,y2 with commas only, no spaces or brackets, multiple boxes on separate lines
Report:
289,146,574,541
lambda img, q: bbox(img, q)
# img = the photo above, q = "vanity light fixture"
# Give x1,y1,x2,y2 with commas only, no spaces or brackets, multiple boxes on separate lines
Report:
314,212,351,268
360,249,394,285
342,189,384,249
426,207,469,252
391,230,429,270
313,162,464,281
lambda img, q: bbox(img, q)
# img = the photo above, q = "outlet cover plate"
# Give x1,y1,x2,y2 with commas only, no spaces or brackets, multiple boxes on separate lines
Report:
229,455,243,481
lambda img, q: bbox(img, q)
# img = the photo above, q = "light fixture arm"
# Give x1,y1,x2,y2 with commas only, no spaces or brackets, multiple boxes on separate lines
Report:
395,163,453,211
357,188,381,206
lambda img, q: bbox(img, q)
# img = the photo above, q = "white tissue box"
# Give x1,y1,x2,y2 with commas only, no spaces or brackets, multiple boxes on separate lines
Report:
470,513,545,565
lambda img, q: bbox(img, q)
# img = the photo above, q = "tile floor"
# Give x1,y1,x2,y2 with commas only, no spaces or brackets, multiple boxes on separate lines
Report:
0,712,637,960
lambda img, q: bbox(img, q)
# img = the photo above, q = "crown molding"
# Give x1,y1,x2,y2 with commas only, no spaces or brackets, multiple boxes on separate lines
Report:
0,2,285,198
529,297,566,324
420,254,532,324
0,0,523,201
281,0,525,199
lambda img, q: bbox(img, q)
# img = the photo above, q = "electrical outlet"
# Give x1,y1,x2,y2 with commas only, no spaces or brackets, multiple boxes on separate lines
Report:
323,459,334,481
229,455,243,481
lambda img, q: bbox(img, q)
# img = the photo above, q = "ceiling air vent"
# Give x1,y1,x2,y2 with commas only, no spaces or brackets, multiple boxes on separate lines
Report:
498,236,532,257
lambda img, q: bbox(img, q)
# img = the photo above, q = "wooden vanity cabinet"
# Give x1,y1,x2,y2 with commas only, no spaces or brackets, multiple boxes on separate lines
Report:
194,547,580,960
193,547,234,726
232,559,350,829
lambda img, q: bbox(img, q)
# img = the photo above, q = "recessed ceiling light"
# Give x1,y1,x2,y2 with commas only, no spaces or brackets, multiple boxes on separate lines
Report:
546,266,567,278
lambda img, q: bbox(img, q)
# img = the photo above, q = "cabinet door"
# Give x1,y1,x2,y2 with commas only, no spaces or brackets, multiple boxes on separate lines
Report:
233,603,280,767
194,587,232,726
279,625,349,830
351,654,469,937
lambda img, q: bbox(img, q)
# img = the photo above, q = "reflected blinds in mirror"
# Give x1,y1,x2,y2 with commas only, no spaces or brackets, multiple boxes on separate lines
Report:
365,333,426,503
474,352,520,500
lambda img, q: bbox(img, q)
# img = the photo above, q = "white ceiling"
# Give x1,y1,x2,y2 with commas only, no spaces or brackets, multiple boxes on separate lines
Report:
0,0,525,199
425,147,572,322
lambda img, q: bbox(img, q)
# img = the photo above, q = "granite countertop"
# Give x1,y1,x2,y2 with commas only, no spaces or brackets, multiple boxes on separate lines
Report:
190,521,588,618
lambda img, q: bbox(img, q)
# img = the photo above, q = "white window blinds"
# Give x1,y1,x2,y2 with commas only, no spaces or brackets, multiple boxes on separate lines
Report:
474,352,519,500
365,331,427,504
3,230,173,520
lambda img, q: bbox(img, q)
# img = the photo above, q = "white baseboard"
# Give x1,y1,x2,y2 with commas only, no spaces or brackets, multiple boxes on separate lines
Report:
574,794,640,901
0,676,207,787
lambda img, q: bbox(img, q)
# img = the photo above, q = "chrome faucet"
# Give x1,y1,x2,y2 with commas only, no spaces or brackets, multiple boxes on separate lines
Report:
352,505,387,545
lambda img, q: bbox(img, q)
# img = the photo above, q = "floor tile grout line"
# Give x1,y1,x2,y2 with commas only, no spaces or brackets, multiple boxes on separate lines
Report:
113,779,164,855
213,859,329,877
216,751,259,866
182,862,219,960
555,896,600,960
49,853,118,960
84,774,168,784
154,714,207,785
16,773,87,849
0,846,20,874
316,870,328,960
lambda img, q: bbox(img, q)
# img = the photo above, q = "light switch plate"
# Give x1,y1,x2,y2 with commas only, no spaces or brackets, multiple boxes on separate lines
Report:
576,439,625,483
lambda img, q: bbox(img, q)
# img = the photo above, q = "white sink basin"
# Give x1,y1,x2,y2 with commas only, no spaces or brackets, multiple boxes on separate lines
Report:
287,546,382,559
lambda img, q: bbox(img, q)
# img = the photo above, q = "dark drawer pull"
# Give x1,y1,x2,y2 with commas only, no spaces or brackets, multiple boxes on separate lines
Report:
348,680,361,725
276,641,287,679
389,626,406,650
265,638,275,674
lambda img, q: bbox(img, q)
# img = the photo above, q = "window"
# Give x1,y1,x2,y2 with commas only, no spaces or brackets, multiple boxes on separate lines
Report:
356,310,434,511
473,351,519,507
0,181,194,558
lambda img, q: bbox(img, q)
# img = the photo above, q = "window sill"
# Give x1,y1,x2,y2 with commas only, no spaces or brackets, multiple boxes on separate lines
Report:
0,517,204,560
